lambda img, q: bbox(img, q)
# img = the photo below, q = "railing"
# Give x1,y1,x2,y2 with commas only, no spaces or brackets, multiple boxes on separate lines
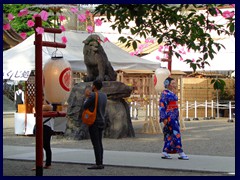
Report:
129,99,235,122
182,100,235,122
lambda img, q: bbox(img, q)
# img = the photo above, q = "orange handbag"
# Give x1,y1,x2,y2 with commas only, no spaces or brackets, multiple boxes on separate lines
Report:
82,92,98,126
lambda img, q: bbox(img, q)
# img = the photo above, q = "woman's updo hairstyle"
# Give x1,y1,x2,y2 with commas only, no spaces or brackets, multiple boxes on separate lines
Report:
164,77,174,88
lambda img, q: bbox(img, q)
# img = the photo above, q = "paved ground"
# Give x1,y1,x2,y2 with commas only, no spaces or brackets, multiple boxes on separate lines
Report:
3,95,236,176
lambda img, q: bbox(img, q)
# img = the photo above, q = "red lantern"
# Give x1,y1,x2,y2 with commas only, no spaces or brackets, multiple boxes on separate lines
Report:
43,57,72,104
154,68,170,92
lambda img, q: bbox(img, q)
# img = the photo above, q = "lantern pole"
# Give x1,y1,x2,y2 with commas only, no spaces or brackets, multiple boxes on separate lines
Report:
34,16,66,177
34,16,43,176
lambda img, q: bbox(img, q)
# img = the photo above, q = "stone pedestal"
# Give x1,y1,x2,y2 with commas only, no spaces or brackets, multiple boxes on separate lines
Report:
65,81,135,140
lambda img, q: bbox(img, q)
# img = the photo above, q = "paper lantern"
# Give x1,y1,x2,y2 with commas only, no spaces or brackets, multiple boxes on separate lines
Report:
43,57,72,104
153,68,170,93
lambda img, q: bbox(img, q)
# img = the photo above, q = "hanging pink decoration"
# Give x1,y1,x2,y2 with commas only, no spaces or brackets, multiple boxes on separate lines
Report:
43,58,72,104
222,10,235,19
62,36,68,44
95,18,102,26
70,7,78,14
27,20,35,27
87,26,93,33
3,23,11,30
158,45,163,52
145,38,154,44
103,37,110,43
40,10,49,21
36,27,44,35
78,14,86,22
129,52,136,56
214,8,220,16
85,10,91,16
18,9,28,17
60,25,66,31
20,32,27,39
8,13,14,21
59,15,66,22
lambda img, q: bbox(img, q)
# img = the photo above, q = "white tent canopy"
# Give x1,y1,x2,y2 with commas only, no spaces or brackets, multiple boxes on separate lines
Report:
3,30,161,73
142,37,235,72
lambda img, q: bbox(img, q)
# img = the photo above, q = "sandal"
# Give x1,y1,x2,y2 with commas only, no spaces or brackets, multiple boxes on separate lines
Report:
43,165,51,169
178,156,189,160
161,152,172,159
162,155,172,159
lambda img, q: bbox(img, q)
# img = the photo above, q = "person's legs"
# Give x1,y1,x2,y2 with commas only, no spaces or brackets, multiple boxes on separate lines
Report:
43,125,52,167
15,103,18,112
88,124,104,169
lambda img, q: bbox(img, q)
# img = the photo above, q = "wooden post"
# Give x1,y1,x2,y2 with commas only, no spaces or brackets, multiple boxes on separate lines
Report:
34,16,43,176
34,16,66,176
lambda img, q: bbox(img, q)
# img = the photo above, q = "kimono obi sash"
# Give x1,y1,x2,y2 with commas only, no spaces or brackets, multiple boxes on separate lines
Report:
167,101,178,111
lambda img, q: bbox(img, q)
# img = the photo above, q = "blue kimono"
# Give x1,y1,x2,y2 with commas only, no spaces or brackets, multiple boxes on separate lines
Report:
159,89,183,153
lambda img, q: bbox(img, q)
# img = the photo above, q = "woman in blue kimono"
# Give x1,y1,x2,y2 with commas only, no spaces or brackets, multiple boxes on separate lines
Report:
159,77,189,160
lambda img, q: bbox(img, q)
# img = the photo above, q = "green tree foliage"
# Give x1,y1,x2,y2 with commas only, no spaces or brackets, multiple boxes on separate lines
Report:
3,4,56,36
94,4,235,72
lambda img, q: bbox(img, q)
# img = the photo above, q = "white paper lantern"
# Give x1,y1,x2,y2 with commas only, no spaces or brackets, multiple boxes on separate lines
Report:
153,68,170,93
43,57,72,104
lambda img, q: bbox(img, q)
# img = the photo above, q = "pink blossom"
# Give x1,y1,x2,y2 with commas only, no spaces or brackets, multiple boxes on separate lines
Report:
3,23,11,30
222,10,235,19
20,32,27,39
230,4,235,8
59,15,66,22
138,44,145,50
164,46,169,51
62,36,68,44
78,14,86,22
32,14,39,19
60,25,66,32
27,20,35,27
70,7,78,14
40,10,49,21
36,27,44,35
95,18,102,26
135,49,142,55
180,57,183,61
158,45,163,52
179,48,186,55
85,10,91,16
97,37,103,43
145,38,154,44
87,26,94,33
8,13,14,21
18,9,28,17
130,52,136,56
103,37,110,43
192,59,195,62
156,56,160,60
214,8,220,16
